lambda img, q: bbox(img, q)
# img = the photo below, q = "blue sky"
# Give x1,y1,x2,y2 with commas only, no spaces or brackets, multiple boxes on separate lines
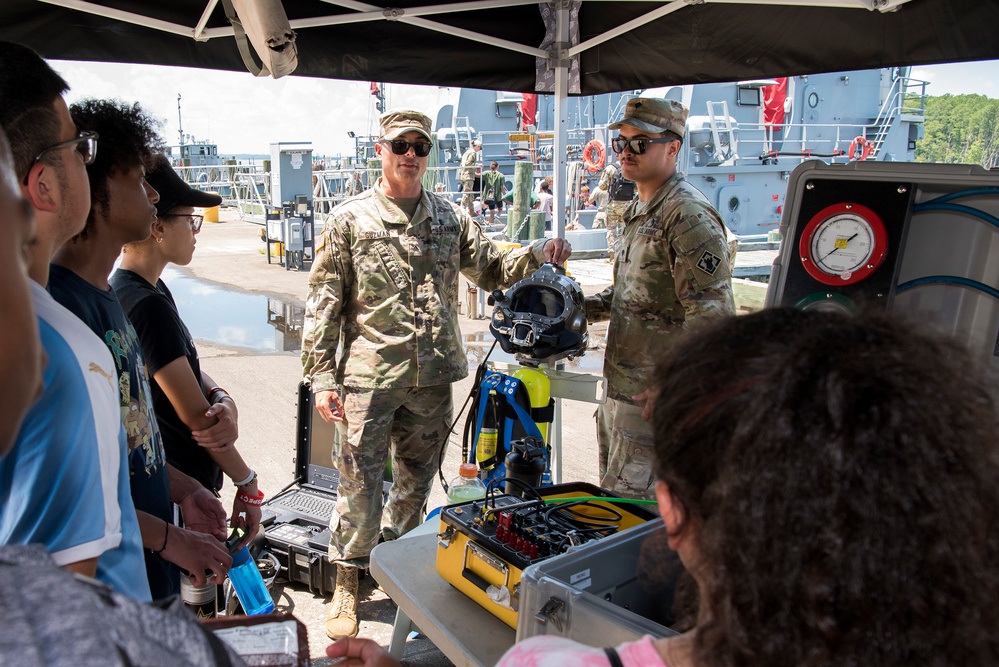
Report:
52,59,998,158
909,60,999,99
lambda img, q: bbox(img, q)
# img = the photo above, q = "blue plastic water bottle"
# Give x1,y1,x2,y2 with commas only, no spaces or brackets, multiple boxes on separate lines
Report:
228,545,275,615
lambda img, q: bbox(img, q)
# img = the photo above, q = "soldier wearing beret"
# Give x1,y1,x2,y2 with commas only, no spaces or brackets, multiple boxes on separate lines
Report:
302,109,571,639
585,98,735,500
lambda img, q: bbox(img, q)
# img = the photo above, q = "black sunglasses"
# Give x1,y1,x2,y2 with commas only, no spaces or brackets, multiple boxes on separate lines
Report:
610,136,675,155
161,213,204,233
22,131,99,185
381,139,433,157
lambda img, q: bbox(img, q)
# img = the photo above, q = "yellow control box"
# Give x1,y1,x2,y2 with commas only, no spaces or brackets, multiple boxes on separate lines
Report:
435,482,655,628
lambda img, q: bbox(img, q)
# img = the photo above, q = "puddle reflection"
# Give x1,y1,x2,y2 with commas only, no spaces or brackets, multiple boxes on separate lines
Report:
159,266,304,353
155,267,606,370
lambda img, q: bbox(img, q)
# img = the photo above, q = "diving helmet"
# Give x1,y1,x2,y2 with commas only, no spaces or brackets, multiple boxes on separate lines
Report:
488,263,588,365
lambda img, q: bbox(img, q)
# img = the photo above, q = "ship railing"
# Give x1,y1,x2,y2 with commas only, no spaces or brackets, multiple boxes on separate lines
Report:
900,77,929,116
173,162,266,211
175,163,230,187
865,75,928,158
309,165,466,215
718,120,910,166
230,170,271,223
498,127,608,168
456,116,475,153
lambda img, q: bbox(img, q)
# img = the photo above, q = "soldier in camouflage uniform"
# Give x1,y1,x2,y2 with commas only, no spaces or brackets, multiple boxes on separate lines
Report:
343,170,364,197
594,162,634,262
302,109,571,640
459,139,481,216
584,98,735,500
587,183,609,227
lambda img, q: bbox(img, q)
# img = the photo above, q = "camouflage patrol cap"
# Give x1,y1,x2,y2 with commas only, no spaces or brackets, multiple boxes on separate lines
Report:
379,108,432,141
609,98,688,138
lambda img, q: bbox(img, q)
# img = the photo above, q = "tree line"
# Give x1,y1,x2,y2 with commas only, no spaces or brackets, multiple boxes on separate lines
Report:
916,94,999,168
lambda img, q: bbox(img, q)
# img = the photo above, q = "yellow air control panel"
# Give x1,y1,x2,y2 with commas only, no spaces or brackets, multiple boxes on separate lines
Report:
435,483,656,628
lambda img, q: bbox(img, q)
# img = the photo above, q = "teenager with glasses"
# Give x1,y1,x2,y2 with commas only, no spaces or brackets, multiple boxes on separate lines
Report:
20,130,98,185
50,100,233,601
0,108,247,667
111,154,263,550
583,97,736,500
0,42,152,601
302,108,571,641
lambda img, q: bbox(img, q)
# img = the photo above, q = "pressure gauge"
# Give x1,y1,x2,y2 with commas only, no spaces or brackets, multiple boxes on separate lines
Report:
798,202,888,286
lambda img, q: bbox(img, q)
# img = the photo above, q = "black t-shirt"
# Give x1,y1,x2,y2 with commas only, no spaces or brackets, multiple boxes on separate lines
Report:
110,269,223,493
48,264,178,600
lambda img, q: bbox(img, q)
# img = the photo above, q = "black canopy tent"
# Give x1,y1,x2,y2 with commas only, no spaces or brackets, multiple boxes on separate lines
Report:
3,0,998,231
2,0,998,94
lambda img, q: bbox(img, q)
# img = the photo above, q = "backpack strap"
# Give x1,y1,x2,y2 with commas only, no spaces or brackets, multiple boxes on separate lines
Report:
220,0,266,76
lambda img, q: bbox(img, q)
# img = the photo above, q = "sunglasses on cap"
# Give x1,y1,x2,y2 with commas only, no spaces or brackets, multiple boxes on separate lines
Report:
22,131,99,185
161,213,204,233
610,136,676,155
380,139,433,158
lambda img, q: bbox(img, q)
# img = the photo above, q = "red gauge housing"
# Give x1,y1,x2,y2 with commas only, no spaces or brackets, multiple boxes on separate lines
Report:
798,202,888,286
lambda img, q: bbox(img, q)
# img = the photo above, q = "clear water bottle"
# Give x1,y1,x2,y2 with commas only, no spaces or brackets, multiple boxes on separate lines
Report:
447,462,487,504
228,545,275,615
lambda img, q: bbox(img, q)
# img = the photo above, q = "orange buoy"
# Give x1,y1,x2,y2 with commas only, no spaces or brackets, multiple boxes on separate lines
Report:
847,135,871,161
582,139,606,173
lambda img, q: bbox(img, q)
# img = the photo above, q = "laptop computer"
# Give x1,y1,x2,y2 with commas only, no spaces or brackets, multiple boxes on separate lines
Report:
260,382,392,588
261,381,341,528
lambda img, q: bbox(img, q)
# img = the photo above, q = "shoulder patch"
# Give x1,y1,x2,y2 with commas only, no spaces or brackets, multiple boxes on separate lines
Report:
696,249,723,275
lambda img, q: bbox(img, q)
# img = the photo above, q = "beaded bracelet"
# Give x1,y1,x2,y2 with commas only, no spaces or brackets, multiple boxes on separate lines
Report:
237,488,265,506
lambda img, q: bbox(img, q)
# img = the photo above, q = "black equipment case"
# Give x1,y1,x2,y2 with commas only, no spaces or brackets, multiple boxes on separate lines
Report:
259,382,341,596
260,382,389,597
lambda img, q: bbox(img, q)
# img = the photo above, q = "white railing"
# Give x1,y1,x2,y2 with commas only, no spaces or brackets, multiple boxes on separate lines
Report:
725,120,901,165
297,165,467,219
865,76,928,158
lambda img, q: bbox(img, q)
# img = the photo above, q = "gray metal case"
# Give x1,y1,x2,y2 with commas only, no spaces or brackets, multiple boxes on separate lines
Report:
517,521,680,645
767,160,999,400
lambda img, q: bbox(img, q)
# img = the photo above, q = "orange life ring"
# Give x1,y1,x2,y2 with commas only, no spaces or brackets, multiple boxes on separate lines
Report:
847,135,871,161
582,139,606,173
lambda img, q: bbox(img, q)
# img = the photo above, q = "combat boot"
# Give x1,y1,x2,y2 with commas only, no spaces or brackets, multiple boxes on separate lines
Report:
325,564,359,640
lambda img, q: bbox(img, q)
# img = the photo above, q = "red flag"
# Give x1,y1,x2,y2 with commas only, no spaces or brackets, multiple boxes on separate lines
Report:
762,78,788,128
370,82,380,96
521,93,538,128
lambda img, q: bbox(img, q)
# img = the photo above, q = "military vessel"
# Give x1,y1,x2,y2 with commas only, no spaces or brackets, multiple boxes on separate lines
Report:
234,67,928,277
423,67,926,243
170,93,233,198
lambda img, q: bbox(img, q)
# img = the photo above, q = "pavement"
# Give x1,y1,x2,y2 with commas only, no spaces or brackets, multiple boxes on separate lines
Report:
186,208,614,665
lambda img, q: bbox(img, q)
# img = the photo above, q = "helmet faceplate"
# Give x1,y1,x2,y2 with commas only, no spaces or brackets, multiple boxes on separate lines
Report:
488,263,589,365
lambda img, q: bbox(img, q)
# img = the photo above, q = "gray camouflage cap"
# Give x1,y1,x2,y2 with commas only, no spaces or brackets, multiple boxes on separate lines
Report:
609,98,688,138
379,108,432,141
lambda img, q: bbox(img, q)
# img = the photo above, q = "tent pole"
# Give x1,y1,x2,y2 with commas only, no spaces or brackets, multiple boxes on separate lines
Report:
549,0,572,485
553,2,569,241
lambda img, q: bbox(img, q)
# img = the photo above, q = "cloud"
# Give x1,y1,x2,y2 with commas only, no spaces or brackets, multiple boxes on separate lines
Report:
53,61,447,156
909,60,999,98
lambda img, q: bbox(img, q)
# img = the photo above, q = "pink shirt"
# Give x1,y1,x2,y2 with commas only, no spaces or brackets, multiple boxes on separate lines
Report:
496,635,667,667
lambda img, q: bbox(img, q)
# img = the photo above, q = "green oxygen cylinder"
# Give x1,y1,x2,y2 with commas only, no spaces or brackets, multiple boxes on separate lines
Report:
512,367,551,442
